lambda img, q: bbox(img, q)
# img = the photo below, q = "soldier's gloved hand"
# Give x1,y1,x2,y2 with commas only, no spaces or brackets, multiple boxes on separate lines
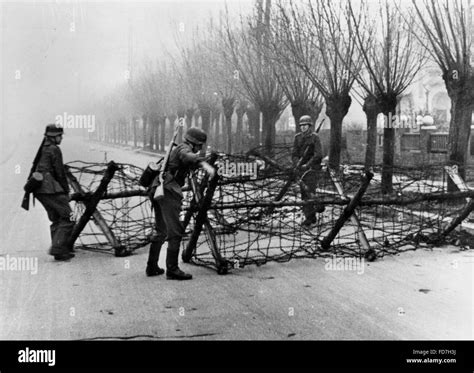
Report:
207,150,219,159
201,162,216,179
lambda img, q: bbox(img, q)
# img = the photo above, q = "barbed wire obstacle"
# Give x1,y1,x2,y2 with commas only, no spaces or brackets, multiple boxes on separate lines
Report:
181,145,474,273
65,146,473,273
66,161,152,256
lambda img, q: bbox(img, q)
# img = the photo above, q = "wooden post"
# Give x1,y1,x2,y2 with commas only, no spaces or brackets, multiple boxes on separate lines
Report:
70,189,148,201
321,171,373,251
66,167,123,251
438,199,474,239
182,170,226,272
67,162,129,256
432,165,474,240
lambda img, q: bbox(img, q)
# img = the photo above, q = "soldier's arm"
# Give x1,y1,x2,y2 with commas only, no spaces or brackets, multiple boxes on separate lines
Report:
178,146,205,168
305,134,323,168
291,136,300,166
50,146,70,193
178,147,215,177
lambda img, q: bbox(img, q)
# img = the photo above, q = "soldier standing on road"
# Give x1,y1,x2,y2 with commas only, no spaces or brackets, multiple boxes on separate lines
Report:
34,124,75,261
146,127,215,280
292,115,325,227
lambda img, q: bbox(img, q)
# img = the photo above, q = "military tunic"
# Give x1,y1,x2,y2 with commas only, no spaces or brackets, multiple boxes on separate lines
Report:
292,131,324,221
149,142,204,271
33,138,74,255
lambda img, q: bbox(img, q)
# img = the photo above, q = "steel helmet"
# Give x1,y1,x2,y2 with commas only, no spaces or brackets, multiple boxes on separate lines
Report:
299,115,313,126
185,127,207,145
45,123,64,136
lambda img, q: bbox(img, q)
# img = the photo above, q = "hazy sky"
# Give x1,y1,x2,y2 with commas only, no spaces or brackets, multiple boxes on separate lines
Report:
1,0,252,137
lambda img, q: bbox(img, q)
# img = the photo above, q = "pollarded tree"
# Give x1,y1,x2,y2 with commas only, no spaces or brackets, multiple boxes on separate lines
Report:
271,3,324,132
157,61,185,150
104,84,133,145
347,0,427,191
409,0,473,185
277,0,363,169
139,59,169,152
207,17,242,154
221,0,288,155
168,59,195,143
130,63,162,149
128,69,150,147
175,27,219,148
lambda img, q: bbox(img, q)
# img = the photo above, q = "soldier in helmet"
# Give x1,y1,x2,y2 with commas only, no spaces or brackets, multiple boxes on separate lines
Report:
34,124,75,261
146,127,215,280
292,115,324,227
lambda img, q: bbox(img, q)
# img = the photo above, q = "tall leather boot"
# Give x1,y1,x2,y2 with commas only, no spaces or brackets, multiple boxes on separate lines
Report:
146,240,164,276
166,238,192,280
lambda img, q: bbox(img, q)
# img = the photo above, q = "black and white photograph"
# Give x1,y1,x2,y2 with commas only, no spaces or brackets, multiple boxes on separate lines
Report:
0,0,473,370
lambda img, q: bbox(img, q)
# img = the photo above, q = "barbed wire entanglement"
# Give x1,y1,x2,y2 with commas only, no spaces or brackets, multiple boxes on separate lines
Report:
183,145,474,272
65,147,473,270
66,161,153,254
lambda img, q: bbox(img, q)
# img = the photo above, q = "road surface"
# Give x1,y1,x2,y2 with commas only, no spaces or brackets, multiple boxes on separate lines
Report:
0,134,472,340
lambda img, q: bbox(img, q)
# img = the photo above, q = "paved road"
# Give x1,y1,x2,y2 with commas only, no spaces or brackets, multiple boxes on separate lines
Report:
0,135,472,340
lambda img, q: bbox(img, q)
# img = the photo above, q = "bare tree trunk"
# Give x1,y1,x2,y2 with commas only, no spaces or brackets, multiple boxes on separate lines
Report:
132,116,137,147
211,108,221,150
120,118,124,145
380,96,398,194
198,103,211,154
363,95,381,170
246,106,260,150
149,114,155,151
235,102,246,153
224,112,232,154
160,115,166,152
213,112,217,150
446,80,474,190
193,110,201,128
185,108,194,130
116,121,120,144
261,106,281,155
142,114,147,149
123,118,128,145
153,115,159,152
325,94,352,169
113,122,118,144
222,98,235,154
212,110,220,151
382,125,395,194
167,117,174,145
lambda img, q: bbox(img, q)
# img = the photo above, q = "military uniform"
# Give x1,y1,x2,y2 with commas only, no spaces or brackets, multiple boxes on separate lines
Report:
33,137,74,256
292,131,324,223
148,142,204,275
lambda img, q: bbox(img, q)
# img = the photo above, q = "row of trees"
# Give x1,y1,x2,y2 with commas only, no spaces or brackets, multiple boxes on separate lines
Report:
94,0,472,193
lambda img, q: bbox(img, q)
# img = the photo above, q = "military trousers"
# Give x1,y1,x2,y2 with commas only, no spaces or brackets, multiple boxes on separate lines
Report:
150,188,184,271
299,168,324,219
35,193,74,255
